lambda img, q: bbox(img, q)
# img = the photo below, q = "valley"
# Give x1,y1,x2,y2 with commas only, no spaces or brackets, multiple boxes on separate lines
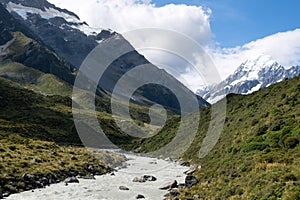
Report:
0,0,299,199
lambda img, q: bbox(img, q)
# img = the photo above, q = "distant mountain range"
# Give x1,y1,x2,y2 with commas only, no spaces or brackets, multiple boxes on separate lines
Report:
197,55,300,103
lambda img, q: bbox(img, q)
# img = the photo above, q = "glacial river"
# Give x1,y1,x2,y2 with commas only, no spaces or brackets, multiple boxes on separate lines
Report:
6,153,188,200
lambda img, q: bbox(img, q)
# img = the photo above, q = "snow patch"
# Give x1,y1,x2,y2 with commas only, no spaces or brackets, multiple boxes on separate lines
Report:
7,2,81,23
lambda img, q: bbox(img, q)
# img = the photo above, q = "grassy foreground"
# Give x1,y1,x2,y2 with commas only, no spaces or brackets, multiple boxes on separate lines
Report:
0,132,126,195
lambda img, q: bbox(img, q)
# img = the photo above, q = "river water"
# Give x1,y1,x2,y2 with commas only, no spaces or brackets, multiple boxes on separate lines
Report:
6,153,188,200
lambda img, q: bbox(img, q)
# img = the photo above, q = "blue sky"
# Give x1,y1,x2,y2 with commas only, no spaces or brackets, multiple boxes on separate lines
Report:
153,0,300,47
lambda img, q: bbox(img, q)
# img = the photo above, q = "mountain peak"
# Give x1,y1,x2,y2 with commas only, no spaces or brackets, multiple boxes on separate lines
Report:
238,54,278,72
197,55,300,103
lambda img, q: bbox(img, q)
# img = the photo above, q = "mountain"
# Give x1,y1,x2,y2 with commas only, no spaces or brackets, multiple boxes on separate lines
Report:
0,2,76,85
2,0,115,68
197,55,300,103
138,74,300,199
2,0,209,113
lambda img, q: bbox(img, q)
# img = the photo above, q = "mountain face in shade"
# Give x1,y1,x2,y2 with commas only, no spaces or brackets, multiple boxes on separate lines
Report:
197,55,300,103
0,3,76,84
2,0,115,68
1,0,210,113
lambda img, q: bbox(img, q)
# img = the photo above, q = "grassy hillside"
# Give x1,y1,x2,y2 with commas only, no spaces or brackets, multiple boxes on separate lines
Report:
137,75,300,199
0,133,125,194
0,77,131,195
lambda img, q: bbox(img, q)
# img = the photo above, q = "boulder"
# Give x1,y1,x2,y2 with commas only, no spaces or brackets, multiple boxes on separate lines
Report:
143,175,157,182
177,160,190,166
185,175,198,188
119,186,129,191
64,177,79,184
159,180,177,190
133,175,157,182
22,174,35,181
34,181,43,188
3,192,10,198
169,188,181,196
184,164,198,175
79,174,95,180
133,177,145,183
136,194,145,199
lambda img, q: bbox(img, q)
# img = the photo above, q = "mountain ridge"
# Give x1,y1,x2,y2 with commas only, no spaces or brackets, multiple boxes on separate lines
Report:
197,55,300,103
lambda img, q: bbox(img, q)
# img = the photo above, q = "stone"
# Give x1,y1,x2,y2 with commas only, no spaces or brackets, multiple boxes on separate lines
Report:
79,174,95,180
119,186,129,191
169,188,181,196
133,177,145,183
133,175,157,183
34,181,43,188
185,175,198,188
159,180,178,190
22,174,35,181
177,160,190,166
143,175,157,182
64,177,79,184
3,192,10,198
184,164,198,175
136,194,145,199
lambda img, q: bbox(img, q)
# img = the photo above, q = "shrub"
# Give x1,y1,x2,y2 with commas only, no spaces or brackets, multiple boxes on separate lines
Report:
284,136,299,149
8,145,17,151
270,119,284,131
254,124,269,136
241,142,269,152
251,119,259,126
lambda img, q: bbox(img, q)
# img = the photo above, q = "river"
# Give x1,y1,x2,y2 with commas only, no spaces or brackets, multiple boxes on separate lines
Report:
6,153,188,200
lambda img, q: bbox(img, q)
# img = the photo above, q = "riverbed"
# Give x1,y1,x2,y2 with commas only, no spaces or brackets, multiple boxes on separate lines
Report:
6,153,188,200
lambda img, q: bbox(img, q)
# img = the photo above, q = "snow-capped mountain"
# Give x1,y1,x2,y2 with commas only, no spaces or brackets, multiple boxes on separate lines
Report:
197,55,300,103
2,0,115,67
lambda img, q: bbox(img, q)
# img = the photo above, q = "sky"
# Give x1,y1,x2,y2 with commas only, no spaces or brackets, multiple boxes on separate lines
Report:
152,0,300,47
48,0,300,91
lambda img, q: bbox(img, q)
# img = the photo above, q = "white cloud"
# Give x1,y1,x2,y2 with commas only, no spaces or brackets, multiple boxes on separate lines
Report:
48,0,300,92
48,0,212,45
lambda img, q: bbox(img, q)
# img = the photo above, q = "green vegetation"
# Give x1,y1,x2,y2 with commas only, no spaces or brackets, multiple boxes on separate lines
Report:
0,132,126,194
0,61,72,96
137,75,300,199
0,78,129,194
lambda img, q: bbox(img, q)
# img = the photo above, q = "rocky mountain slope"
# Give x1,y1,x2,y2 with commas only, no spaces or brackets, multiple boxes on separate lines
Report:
197,55,300,103
2,0,115,68
1,0,209,113
0,3,76,84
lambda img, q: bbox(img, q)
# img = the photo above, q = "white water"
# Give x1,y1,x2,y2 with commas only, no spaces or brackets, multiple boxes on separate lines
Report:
6,154,188,200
